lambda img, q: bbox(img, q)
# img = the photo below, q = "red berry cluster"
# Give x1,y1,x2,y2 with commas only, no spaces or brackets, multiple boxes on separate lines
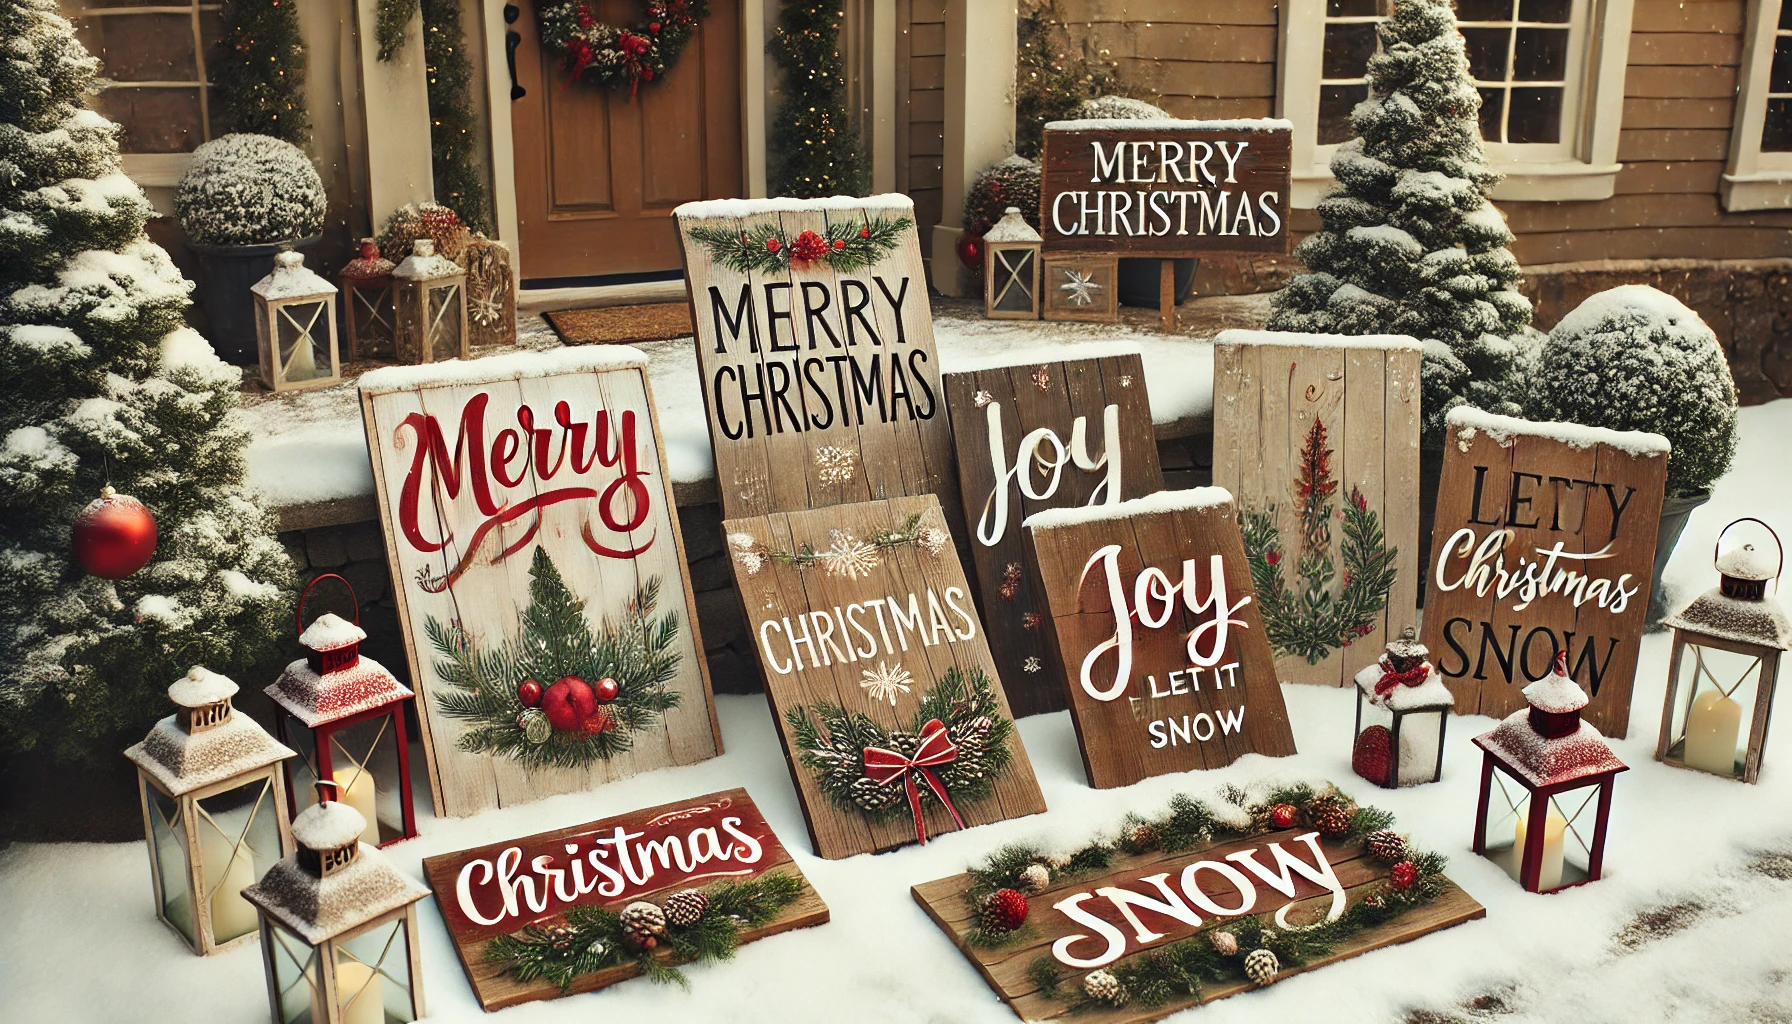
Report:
519,675,620,735
790,229,831,263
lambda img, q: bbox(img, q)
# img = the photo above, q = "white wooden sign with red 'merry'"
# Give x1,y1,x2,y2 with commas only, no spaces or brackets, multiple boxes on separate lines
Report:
359,348,721,818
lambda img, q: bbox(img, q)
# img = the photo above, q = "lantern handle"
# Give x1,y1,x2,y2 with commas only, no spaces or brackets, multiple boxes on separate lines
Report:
1715,518,1784,586
296,573,361,635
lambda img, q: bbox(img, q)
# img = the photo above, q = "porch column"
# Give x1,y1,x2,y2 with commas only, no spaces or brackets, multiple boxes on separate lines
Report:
350,3,437,233
929,0,1016,297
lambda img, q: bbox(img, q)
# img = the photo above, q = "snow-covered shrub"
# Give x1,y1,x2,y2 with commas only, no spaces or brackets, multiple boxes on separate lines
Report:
1528,285,1738,496
964,155,1041,236
174,133,325,246
1068,95,1171,120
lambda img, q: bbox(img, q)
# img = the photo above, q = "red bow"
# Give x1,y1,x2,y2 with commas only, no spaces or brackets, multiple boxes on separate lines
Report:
862,719,966,845
1374,661,1431,698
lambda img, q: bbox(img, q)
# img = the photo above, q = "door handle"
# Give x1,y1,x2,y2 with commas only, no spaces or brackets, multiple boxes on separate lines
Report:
504,3,526,100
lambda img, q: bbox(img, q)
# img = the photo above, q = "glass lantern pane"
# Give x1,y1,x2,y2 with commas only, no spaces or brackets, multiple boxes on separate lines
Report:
146,780,195,944
992,249,1037,312
427,283,462,361
1665,642,1761,779
1478,765,1527,880
196,777,281,945
1394,709,1445,786
268,922,324,1024
337,918,415,1024
276,300,333,383
301,717,403,845
351,286,397,359
1353,692,1396,787
1545,787,1599,888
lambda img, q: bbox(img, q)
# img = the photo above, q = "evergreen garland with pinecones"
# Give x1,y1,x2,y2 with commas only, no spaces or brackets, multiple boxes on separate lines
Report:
214,0,310,145
421,0,490,231
769,0,866,197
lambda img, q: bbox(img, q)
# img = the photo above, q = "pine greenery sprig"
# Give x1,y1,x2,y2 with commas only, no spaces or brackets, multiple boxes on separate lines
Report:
686,214,911,275
769,0,866,196
375,0,418,61
421,0,490,231
484,873,804,991
1242,483,1398,665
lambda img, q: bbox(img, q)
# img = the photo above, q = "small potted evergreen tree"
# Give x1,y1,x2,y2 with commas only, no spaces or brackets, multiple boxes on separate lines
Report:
175,134,326,363
1527,285,1739,618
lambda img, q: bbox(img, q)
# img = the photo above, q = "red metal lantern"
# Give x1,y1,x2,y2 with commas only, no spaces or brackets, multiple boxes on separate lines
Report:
1472,649,1627,893
267,575,419,846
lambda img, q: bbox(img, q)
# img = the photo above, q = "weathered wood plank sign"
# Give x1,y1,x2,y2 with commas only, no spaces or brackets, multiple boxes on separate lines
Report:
1038,118,1293,257
1211,329,1423,687
943,348,1163,717
359,348,722,817
674,195,961,525
1023,489,1297,788
1420,407,1670,738
421,788,826,1010
723,494,1047,858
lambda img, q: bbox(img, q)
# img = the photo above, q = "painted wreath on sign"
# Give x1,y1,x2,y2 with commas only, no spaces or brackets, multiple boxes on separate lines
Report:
685,214,913,274
537,0,709,95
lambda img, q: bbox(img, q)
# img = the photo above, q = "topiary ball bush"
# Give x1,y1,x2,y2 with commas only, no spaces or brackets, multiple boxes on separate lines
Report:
1528,284,1738,496
175,133,326,246
964,155,1041,237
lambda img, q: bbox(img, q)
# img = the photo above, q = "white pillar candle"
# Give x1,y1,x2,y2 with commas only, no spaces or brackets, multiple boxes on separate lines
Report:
333,767,380,847
1684,688,1743,776
1515,811,1567,891
314,956,384,1024
198,826,260,942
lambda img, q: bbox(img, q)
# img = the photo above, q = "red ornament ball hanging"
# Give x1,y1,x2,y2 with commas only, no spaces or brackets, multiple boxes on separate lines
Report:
956,231,984,273
72,486,157,579
1268,803,1298,829
1352,724,1394,785
592,676,620,703
542,675,597,732
516,679,543,707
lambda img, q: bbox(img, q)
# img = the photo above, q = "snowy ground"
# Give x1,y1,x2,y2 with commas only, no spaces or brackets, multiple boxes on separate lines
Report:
4,404,1789,1023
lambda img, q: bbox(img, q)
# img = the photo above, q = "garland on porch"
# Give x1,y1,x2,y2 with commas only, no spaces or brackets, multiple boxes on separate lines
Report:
536,0,709,94
769,0,866,196
214,0,310,145
375,0,418,62
421,0,490,230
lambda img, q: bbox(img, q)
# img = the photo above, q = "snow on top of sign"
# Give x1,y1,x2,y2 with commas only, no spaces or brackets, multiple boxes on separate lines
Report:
244,839,427,944
943,339,1142,375
1024,486,1233,530
1666,587,1792,650
1446,405,1672,456
299,612,365,651
1045,117,1294,132
358,344,648,393
675,193,915,219
1216,328,1421,352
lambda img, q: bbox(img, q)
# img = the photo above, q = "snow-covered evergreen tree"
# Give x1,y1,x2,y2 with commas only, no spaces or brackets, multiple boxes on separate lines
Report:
1268,0,1533,445
0,0,293,758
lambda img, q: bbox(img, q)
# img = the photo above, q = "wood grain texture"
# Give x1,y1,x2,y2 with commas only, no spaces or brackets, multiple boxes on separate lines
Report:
419,788,827,1011
1023,490,1297,789
944,354,1163,717
1419,418,1668,739
912,830,1486,1023
1210,337,1422,687
360,362,722,818
722,495,1047,859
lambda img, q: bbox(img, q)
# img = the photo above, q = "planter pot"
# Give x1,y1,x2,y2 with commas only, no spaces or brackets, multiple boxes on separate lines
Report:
1648,489,1712,626
188,235,321,365
1117,257,1198,308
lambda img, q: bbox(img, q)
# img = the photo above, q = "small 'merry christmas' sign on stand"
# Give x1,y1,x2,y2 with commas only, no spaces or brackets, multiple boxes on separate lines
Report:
359,348,722,817
1211,329,1422,687
421,789,825,1010
674,195,961,525
1421,407,1669,738
723,494,1047,858
943,346,1163,716
1023,488,1297,788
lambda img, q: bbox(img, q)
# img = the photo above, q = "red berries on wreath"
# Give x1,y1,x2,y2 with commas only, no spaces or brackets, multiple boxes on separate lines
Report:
516,678,543,708
766,237,781,253
592,676,620,702
1268,803,1298,829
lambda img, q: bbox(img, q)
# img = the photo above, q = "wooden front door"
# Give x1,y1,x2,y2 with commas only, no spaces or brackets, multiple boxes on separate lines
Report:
510,1,742,282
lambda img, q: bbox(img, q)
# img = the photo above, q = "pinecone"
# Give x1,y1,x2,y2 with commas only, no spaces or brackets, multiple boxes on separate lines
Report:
619,901,666,949
849,776,902,812
1018,863,1051,895
1244,948,1280,985
1312,803,1354,837
957,715,994,744
1390,860,1419,890
547,924,575,951
1210,929,1238,956
1366,830,1407,863
1081,968,1125,1005
946,750,987,786
663,889,708,927
1125,822,1158,850
978,888,1030,933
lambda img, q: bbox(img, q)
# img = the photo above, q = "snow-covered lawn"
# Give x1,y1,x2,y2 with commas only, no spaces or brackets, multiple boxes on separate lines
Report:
5,404,1789,1024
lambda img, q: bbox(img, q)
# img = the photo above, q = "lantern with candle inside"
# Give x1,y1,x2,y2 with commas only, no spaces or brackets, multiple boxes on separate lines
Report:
267,574,418,847
391,238,468,365
252,250,340,392
983,206,1042,320
1471,650,1628,893
243,783,429,1024
1352,626,1454,788
339,238,397,361
1655,518,1789,784
124,666,297,954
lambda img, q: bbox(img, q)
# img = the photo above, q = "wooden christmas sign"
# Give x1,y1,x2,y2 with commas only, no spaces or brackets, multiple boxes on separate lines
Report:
912,786,1484,1023
943,348,1163,717
421,788,826,1011
359,348,722,818
1210,329,1423,687
723,494,1047,859
1421,407,1670,738
1023,488,1297,789
674,195,961,525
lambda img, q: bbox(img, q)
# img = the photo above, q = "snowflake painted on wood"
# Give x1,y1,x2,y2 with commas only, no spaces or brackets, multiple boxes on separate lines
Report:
470,287,504,327
814,445,859,485
1022,612,1041,631
918,525,950,557
1059,268,1101,306
1120,374,1134,388
1023,657,1043,674
727,532,766,576
974,389,994,408
999,562,1023,601
822,532,880,579
1032,365,1052,391
858,660,914,706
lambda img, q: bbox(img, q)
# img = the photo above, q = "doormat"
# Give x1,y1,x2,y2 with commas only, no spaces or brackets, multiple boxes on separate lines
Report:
543,301,693,346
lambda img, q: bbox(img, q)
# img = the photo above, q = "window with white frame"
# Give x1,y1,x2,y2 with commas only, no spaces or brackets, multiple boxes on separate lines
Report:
1725,0,1792,209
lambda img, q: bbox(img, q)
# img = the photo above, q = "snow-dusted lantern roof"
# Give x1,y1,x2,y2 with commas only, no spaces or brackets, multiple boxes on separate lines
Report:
392,238,463,282
252,251,336,301
984,206,1042,244
126,667,296,796
1353,628,1455,713
242,794,427,945
1668,522,1792,650
266,612,412,728
340,237,395,282
1475,651,1626,788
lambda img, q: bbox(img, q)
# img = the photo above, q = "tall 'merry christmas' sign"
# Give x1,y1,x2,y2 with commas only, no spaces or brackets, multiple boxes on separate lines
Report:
724,495,1046,858
674,195,961,524
943,348,1163,716
359,348,722,817
1421,408,1669,738
1024,489,1296,788
1211,330,1421,687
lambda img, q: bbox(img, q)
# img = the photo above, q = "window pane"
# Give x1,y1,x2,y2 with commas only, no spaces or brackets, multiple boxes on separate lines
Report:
1508,86,1563,142
1478,87,1506,141
92,86,204,152
1462,27,1512,82
1763,98,1792,151
1327,0,1382,15
1320,84,1367,144
1514,27,1569,81
1456,0,1514,21
1324,22,1380,78
74,13,197,82
1518,0,1572,23
1773,36,1792,93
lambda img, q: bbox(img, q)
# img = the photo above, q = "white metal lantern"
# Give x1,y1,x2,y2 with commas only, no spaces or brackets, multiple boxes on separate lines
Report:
391,238,468,365
983,206,1042,320
1352,627,1454,788
244,785,430,1024
253,251,341,392
124,667,297,954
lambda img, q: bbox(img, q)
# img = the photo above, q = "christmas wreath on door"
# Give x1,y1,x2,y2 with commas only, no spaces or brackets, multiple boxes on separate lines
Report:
536,0,710,94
